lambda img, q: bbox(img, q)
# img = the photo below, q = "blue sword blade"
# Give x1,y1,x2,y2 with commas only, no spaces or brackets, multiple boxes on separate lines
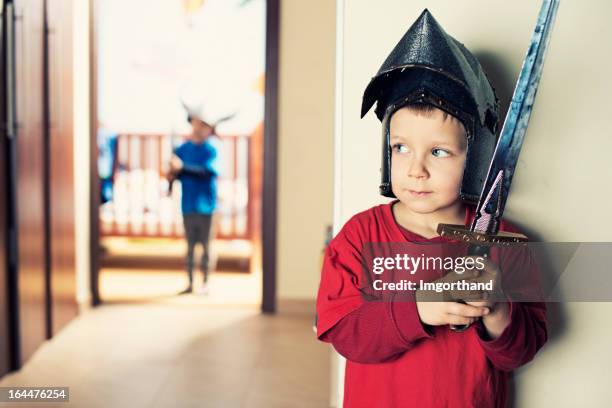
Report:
471,0,560,235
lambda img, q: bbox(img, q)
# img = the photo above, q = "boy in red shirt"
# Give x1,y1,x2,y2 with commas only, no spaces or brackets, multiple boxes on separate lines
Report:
316,9,547,408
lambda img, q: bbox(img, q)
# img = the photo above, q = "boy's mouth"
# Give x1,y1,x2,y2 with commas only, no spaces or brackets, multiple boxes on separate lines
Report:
407,189,432,197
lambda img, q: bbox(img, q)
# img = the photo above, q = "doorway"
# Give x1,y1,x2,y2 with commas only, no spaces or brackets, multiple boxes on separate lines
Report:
89,0,278,311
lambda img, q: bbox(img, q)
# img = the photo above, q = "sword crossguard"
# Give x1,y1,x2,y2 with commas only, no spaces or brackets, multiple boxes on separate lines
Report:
437,224,528,245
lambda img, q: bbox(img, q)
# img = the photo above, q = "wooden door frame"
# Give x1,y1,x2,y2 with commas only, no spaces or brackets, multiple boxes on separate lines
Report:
0,0,14,374
88,0,100,306
88,0,280,312
261,0,279,313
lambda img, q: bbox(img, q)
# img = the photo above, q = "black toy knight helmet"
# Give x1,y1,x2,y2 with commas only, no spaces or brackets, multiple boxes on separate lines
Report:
361,9,500,204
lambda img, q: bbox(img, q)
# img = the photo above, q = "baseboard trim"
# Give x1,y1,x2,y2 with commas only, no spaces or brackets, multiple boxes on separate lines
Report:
277,298,316,317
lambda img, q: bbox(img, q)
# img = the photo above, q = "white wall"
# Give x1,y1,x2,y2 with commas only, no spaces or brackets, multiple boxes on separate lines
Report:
334,0,612,406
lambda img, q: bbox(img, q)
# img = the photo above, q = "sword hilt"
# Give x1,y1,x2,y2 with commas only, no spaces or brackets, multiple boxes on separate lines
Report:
437,224,527,332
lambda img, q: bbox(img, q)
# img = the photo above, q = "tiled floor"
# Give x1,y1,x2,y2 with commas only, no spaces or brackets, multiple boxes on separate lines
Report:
99,236,260,306
99,267,262,306
0,294,330,407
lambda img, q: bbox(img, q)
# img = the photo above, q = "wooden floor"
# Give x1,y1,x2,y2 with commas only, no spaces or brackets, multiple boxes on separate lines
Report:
0,295,330,407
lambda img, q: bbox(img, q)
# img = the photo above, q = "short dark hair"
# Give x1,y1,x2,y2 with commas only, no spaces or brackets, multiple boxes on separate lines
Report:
396,101,468,133
401,101,451,120
187,115,215,130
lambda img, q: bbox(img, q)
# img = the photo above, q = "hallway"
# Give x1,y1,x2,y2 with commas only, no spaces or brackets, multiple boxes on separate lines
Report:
0,299,329,407
0,0,335,405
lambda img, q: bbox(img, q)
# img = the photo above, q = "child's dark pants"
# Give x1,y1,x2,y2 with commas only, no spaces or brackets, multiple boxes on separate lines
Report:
182,213,213,285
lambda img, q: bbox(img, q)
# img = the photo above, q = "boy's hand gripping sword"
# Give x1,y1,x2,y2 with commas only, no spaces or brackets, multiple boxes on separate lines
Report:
437,0,560,331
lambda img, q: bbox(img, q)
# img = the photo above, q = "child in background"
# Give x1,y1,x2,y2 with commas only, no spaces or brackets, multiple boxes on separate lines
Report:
170,108,221,294
316,10,546,407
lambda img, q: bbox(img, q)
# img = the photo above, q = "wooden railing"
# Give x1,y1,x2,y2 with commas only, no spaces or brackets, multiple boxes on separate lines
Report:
100,133,253,240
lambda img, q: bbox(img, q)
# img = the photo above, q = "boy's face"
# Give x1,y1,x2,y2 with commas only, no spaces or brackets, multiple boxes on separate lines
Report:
190,117,214,142
390,106,467,215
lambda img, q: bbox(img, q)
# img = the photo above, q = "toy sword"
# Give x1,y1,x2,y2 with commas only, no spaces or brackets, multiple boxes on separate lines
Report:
167,130,180,195
437,0,560,331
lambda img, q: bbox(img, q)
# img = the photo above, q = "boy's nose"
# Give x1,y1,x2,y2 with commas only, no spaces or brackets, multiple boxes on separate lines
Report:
407,157,428,178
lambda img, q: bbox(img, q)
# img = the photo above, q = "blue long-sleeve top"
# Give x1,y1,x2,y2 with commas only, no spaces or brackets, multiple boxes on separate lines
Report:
175,138,221,215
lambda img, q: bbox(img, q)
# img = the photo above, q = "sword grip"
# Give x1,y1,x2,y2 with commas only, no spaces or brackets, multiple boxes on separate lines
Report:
449,244,490,332
449,300,471,332
468,244,490,257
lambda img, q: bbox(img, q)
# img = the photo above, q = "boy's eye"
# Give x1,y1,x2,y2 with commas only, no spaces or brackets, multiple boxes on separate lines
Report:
431,148,450,157
392,144,409,154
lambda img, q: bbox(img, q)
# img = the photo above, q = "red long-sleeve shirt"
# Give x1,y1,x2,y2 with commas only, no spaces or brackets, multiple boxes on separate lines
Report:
316,201,547,408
